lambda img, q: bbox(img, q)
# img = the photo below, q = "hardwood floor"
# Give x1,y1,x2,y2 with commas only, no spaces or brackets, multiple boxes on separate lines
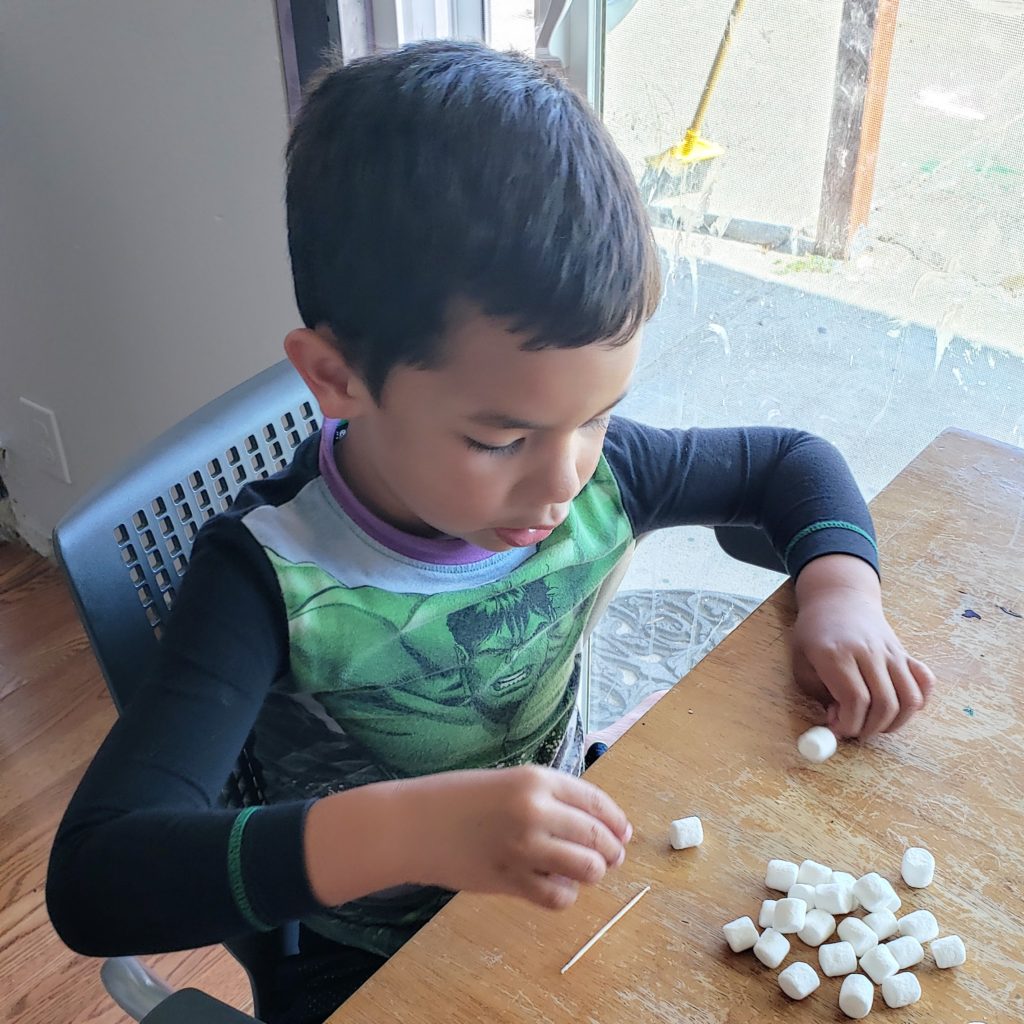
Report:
0,541,251,1022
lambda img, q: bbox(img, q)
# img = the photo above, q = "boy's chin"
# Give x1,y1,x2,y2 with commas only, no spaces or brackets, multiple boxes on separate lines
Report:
463,531,510,553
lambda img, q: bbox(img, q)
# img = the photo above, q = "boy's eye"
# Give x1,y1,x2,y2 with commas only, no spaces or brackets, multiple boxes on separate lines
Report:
465,417,609,455
465,436,525,455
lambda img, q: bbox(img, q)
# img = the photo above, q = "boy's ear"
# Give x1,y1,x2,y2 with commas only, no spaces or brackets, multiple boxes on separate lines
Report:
284,327,374,420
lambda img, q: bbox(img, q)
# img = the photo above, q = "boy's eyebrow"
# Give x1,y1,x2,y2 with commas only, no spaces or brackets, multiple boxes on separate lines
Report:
468,391,629,431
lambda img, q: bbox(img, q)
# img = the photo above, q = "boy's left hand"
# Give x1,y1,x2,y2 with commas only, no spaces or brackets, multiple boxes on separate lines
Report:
791,554,936,739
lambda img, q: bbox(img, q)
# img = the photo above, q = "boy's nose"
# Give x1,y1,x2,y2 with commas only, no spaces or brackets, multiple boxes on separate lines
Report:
530,450,580,508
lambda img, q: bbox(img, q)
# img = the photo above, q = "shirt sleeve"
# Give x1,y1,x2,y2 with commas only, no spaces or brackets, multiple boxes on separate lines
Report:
46,515,323,956
601,416,879,578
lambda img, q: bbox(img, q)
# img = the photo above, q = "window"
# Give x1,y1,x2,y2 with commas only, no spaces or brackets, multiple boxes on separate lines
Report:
560,0,1024,728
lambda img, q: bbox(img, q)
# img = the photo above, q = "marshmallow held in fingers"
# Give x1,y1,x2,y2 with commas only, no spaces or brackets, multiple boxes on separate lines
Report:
838,974,874,1019
931,934,967,968
901,846,935,888
797,726,837,762
669,816,703,849
778,961,820,1000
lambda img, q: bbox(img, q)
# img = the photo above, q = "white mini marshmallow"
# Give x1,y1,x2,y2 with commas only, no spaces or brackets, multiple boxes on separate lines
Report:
881,972,922,1008
859,943,900,984
931,934,967,968
778,961,820,1000
853,872,898,913
797,859,834,886
815,882,854,915
798,909,836,947
886,935,924,969
723,916,760,952
898,909,939,942
831,871,860,909
797,726,837,763
837,916,878,957
765,859,800,892
884,890,902,913
773,898,807,934
753,928,790,968
669,816,703,849
759,899,776,928
818,940,858,977
788,883,817,907
839,974,874,1019
862,908,899,940
901,846,935,888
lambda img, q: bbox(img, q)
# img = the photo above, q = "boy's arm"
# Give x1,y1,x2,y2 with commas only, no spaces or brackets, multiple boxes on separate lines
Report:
603,418,934,736
602,417,878,577
48,520,631,956
46,519,324,954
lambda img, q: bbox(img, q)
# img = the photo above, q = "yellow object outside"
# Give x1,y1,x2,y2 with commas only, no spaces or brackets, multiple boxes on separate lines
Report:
647,130,725,170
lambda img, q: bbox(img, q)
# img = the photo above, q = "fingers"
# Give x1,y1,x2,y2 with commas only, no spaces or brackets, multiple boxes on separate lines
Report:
857,653,902,737
883,656,933,733
553,774,632,845
520,872,579,910
531,835,617,888
805,646,934,739
908,656,937,703
545,803,627,869
808,649,870,738
825,702,840,729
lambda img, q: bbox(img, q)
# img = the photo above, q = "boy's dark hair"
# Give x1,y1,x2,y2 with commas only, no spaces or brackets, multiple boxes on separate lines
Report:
286,40,661,400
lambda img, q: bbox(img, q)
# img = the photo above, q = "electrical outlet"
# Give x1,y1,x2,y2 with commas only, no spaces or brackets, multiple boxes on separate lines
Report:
18,397,72,484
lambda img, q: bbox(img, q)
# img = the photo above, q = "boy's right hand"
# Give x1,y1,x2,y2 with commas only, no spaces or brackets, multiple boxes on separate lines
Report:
396,765,632,910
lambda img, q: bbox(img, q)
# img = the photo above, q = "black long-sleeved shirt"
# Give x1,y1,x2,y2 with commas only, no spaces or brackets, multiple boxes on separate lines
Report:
47,417,878,959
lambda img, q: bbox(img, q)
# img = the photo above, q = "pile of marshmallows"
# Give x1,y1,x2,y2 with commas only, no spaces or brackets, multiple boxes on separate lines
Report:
719,847,967,1017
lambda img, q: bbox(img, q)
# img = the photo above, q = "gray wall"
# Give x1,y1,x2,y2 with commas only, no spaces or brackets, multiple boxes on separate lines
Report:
0,2,298,553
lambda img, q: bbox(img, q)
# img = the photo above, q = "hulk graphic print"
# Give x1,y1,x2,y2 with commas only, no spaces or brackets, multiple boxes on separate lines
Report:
243,454,633,954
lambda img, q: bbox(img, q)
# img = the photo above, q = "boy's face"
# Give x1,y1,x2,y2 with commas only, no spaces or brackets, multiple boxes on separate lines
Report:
336,309,641,551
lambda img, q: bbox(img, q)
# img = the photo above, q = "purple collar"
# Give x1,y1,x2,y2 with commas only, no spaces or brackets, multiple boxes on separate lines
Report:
318,418,500,565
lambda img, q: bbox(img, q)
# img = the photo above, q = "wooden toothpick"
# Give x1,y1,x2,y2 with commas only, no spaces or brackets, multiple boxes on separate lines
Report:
559,884,652,974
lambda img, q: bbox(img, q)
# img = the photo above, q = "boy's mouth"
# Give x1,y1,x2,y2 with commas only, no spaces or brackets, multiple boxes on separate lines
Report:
492,523,560,547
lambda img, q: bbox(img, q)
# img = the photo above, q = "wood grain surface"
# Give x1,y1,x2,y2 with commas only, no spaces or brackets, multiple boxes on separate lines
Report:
328,429,1024,1024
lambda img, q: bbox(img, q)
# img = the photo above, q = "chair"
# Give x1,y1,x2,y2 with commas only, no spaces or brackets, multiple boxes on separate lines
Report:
53,359,319,1023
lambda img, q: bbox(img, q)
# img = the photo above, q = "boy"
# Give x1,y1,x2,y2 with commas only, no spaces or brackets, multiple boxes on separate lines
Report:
48,41,935,1024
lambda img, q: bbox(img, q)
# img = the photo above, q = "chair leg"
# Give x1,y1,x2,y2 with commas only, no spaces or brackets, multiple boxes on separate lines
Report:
101,956,174,1021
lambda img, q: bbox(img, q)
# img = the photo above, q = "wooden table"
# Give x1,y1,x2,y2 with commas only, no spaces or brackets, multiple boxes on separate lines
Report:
327,429,1024,1023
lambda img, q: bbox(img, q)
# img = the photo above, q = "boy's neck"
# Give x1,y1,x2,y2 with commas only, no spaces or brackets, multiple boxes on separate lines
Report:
317,418,498,566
